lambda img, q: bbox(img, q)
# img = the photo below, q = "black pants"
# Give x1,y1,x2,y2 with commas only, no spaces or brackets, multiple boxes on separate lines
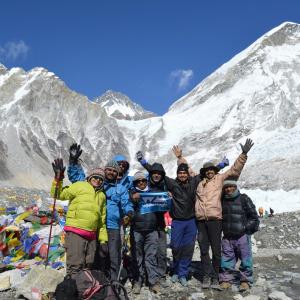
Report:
107,229,121,281
197,220,222,279
157,229,167,278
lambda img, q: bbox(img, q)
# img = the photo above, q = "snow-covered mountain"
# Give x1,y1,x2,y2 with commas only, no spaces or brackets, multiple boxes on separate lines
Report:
94,90,156,120
0,22,300,196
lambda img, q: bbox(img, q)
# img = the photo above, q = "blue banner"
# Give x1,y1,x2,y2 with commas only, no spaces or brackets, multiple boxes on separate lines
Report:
139,192,171,215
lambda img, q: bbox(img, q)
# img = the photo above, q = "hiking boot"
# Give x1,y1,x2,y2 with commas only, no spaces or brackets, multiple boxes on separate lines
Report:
211,278,222,291
132,282,142,294
160,278,171,288
202,276,211,289
150,282,161,294
179,277,188,287
171,274,178,283
239,281,250,292
220,282,232,290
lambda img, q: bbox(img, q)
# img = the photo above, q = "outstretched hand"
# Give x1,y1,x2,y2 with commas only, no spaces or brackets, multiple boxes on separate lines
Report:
136,151,144,162
69,143,82,164
52,158,65,181
172,145,182,158
240,138,254,154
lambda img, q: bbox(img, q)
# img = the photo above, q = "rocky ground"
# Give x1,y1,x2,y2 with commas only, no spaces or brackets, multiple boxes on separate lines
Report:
0,187,299,299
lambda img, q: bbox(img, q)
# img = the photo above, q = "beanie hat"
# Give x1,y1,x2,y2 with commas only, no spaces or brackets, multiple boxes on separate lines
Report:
223,176,239,188
86,168,105,181
105,160,121,173
133,171,147,182
177,163,189,174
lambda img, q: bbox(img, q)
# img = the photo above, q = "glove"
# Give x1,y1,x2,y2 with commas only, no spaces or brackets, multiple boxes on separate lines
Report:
69,143,82,164
240,138,254,154
52,158,65,181
136,151,147,165
136,151,144,162
217,156,229,169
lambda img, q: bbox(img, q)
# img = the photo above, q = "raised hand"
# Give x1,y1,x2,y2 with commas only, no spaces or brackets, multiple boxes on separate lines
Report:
240,138,254,154
136,151,144,162
69,143,82,164
172,145,182,158
52,158,66,181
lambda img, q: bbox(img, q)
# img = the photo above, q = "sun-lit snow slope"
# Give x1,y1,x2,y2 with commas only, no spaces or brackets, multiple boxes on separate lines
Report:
94,90,155,120
119,22,300,191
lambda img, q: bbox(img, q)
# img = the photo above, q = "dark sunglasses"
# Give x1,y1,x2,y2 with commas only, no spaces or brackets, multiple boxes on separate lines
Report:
90,175,103,181
135,179,147,184
117,161,128,167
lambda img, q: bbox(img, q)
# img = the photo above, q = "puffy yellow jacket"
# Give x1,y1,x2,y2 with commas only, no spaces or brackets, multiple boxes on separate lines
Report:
51,180,108,243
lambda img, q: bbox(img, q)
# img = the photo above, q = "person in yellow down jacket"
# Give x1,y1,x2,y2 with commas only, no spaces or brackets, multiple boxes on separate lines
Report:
51,158,107,276
176,139,254,290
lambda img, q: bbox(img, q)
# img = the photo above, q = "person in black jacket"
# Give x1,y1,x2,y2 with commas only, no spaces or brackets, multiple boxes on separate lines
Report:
219,177,259,292
136,151,202,287
130,171,160,294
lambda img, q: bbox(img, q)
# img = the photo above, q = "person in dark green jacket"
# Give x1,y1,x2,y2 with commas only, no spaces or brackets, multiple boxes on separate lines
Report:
51,158,107,275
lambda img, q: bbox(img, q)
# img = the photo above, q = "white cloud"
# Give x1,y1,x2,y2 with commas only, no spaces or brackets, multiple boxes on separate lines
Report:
169,69,194,90
0,40,29,62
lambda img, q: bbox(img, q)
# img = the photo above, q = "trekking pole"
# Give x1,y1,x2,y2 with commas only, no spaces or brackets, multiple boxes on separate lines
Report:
45,158,64,269
45,179,60,269
117,225,129,282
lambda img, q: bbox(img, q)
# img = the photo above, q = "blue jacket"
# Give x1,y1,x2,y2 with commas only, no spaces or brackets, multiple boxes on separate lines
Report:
112,154,134,190
68,164,133,230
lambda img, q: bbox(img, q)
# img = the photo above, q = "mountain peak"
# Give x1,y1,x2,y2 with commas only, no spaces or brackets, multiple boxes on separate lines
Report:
94,90,156,120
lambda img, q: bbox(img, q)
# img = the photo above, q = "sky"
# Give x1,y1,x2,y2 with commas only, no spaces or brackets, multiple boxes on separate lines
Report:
1,1,300,115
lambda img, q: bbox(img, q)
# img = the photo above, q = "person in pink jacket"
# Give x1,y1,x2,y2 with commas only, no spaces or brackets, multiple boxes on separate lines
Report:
176,139,254,290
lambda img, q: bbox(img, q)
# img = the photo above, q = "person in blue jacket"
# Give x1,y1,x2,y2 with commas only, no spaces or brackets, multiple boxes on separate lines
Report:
67,144,134,281
113,154,134,190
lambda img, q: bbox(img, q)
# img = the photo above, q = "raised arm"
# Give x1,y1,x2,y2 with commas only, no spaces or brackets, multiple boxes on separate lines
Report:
222,138,254,180
172,145,197,177
67,143,86,183
136,151,152,173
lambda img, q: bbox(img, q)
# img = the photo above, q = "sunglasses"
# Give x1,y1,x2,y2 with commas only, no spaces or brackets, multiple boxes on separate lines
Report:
135,179,147,184
90,175,103,181
117,161,128,167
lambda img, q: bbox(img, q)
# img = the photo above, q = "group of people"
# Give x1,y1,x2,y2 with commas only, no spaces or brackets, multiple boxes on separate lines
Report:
258,207,274,218
50,138,259,294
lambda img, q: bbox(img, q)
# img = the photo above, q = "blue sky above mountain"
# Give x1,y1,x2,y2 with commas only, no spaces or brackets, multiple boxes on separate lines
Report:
1,0,300,114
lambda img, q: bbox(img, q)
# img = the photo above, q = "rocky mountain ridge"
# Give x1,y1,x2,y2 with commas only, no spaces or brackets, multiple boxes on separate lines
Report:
0,22,300,192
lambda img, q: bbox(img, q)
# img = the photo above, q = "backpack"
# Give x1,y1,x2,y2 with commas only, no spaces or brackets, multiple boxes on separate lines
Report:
54,276,78,300
72,270,129,300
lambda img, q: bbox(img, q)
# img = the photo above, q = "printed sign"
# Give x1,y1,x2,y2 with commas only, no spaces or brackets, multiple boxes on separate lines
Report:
139,192,171,214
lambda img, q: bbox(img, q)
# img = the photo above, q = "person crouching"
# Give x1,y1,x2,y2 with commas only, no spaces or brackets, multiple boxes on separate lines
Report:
219,177,259,291
130,171,160,294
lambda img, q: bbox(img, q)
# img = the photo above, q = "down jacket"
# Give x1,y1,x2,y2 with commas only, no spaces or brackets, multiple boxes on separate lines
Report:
50,180,108,242
222,192,259,238
179,153,247,220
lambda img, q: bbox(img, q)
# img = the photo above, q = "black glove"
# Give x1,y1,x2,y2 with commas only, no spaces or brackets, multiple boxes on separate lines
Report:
69,143,82,164
52,158,66,181
136,151,144,162
240,138,254,154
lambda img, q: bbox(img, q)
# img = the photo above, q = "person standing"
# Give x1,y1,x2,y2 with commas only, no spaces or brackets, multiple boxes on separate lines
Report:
67,144,134,281
219,177,259,291
51,159,107,276
176,139,254,289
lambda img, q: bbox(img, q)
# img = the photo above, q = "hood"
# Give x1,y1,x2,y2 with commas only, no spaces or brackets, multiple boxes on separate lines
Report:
149,163,166,177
